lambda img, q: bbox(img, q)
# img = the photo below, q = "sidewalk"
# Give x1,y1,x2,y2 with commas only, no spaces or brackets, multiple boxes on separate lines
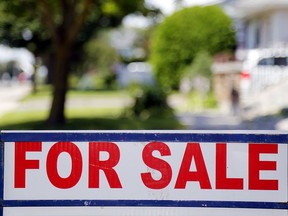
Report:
177,110,284,130
169,91,286,130
0,83,32,117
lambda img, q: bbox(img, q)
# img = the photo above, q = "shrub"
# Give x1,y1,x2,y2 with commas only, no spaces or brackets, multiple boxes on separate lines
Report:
129,85,173,118
150,6,236,89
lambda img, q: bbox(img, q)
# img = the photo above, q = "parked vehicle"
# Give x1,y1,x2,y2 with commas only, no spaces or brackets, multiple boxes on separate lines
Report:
240,49,288,95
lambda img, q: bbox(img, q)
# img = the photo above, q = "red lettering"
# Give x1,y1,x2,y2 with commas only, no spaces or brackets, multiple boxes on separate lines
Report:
175,143,211,189
216,143,243,189
249,144,278,190
141,142,172,189
14,142,41,188
89,142,122,188
46,142,82,189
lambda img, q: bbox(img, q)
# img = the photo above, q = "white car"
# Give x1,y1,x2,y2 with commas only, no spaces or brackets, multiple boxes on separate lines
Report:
240,49,288,95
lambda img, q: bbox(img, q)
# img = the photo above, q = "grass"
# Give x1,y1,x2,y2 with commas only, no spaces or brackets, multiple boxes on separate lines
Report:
170,91,218,113
0,115,182,130
67,89,129,98
23,85,129,101
0,85,183,130
22,85,52,101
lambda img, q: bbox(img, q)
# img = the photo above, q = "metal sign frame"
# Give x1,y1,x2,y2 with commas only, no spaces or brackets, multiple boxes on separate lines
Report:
0,130,288,215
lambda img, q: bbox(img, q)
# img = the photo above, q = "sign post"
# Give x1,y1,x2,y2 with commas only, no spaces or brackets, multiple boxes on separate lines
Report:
1,130,288,215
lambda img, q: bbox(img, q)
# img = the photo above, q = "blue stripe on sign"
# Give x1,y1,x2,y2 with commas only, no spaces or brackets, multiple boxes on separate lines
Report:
2,200,288,209
0,144,3,197
0,142,3,206
0,140,3,216
1,131,288,143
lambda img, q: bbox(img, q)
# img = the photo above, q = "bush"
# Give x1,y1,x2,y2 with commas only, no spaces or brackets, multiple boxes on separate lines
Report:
129,85,173,118
150,6,236,90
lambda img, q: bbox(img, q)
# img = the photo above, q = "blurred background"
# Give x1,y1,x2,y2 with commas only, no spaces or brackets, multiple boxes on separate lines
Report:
0,0,288,130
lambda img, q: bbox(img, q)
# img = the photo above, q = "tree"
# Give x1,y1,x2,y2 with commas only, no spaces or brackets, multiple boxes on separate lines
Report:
184,51,213,79
180,51,212,96
0,0,154,125
81,30,120,89
150,6,236,90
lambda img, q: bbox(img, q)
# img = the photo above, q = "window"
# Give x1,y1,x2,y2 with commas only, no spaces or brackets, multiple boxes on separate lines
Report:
257,57,288,66
258,57,274,65
274,57,287,66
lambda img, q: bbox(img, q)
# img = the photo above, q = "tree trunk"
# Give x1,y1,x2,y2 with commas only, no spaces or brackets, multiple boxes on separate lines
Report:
47,45,71,125
37,1,94,126
45,52,55,84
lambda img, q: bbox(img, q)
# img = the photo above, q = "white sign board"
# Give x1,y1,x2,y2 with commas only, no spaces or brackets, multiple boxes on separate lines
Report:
0,131,288,215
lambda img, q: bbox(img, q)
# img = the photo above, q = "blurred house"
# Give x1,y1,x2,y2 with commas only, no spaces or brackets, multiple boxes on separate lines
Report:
212,0,288,58
204,0,288,52
0,45,35,84
211,0,288,111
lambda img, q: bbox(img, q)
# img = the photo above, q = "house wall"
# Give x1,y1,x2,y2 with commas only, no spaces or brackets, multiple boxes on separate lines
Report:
260,15,271,47
243,9,288,50
271,10,288,47
245,19,259,49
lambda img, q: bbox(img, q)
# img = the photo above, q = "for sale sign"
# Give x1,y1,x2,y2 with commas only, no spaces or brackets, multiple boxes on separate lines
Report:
1,131,288,216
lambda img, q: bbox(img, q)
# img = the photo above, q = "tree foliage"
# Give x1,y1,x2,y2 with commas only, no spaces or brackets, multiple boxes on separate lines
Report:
83,31,119,74
81,30,119,89
0,0,154,125
184,51,213,79
150,5,236,89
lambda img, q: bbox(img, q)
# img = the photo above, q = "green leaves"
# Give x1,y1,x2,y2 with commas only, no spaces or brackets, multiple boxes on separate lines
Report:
150,6,236,89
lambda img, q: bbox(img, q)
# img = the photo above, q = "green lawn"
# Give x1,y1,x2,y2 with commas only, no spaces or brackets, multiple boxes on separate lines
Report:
0,86,183,130
22,85,129,101
169,91,218,113
0,112,183,130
